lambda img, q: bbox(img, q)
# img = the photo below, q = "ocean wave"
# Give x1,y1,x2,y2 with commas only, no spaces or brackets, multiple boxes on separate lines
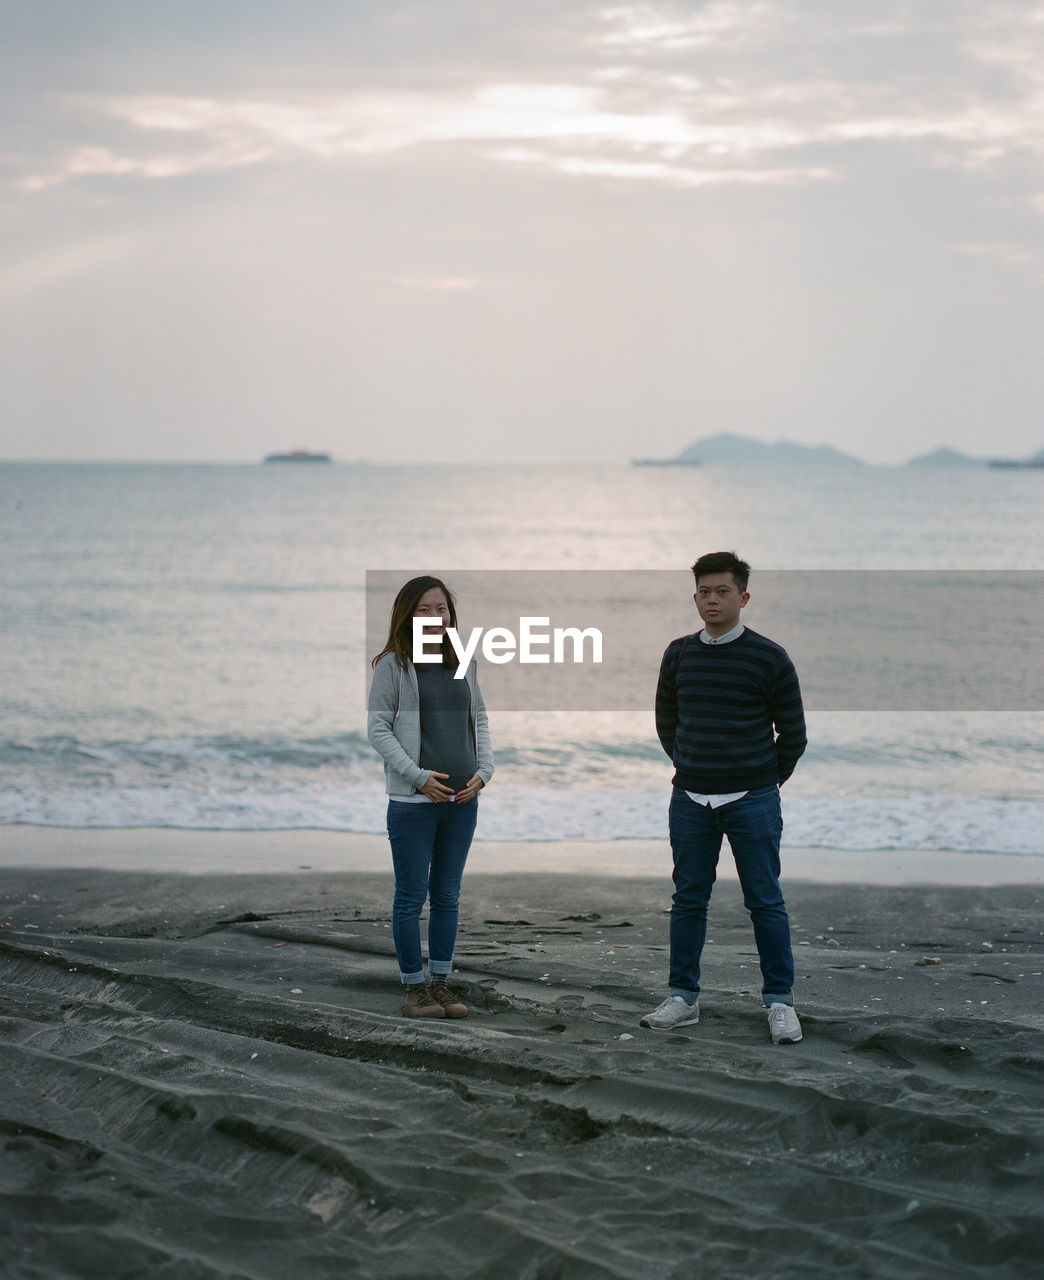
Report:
2,783,1041,855
0,733,375,771
2,728,1041,854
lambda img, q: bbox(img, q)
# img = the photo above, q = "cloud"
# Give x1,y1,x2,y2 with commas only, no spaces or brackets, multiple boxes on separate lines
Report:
23,71,1036,194
19,140,269,190
24,83,828,191
945,241,1038,268
11,2,1044,200
0,234,141,299
491,147,832,188
598,2,774,51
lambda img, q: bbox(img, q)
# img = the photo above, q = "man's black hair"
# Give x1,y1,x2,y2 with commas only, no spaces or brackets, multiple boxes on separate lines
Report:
690,551,751,592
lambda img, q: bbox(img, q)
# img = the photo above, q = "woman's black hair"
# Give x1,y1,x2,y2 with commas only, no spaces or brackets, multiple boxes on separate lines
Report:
371,575,460,669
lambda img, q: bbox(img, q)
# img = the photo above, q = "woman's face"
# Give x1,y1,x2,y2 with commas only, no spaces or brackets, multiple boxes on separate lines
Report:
414,586,451,633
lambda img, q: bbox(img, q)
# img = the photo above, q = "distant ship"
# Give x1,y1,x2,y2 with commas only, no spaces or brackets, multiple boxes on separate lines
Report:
987,445,1044,470
988,456,1044,469
263,450,332,464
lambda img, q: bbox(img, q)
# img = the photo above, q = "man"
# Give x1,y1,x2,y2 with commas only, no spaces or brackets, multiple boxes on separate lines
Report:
642,551,807,1044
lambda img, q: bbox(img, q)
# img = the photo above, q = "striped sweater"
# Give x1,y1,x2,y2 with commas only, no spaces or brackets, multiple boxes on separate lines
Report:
655,628,807,793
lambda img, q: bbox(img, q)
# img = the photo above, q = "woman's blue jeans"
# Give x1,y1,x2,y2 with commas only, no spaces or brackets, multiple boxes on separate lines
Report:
668,785,794,1006
386,798,478,984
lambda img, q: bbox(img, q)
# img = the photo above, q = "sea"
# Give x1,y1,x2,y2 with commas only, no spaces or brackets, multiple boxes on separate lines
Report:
1,461,1042,859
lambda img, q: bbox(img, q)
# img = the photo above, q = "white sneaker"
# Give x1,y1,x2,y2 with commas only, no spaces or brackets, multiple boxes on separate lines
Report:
768,1003,802,1044
640,995,700,1030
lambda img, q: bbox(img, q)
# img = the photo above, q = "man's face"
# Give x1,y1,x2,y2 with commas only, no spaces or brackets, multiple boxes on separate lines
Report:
694,573,749,635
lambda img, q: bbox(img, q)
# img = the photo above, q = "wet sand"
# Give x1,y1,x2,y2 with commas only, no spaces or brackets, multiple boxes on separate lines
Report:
1,831,1042,1278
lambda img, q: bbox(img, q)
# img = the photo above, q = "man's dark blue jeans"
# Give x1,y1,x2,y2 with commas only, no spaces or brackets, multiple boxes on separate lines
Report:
668,784,794,1006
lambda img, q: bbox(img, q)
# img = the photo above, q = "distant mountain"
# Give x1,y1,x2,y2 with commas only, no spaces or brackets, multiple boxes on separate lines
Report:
673,432,863,467
632,432,1040,469
906,447,984,467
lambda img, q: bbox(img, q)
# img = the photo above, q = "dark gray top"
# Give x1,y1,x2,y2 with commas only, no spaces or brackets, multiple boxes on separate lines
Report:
417,663,478,792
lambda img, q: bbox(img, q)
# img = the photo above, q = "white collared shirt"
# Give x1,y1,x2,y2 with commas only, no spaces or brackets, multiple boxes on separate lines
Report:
698,621,745,646
686,622,748,807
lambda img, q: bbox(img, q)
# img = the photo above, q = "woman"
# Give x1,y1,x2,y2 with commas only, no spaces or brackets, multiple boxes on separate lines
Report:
367,575,493,1018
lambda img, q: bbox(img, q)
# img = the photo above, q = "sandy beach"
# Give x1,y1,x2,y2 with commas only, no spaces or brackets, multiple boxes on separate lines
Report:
2,830,1042,1279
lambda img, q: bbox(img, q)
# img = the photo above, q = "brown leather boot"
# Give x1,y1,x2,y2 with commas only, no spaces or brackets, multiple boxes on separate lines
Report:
402,984,445,1018
430,982,468,1018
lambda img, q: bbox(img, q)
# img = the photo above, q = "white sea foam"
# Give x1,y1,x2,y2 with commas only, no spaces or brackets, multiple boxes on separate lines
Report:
3,782,1041,856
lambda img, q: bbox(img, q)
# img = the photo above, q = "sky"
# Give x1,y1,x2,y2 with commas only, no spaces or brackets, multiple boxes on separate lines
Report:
2,0,1042,465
